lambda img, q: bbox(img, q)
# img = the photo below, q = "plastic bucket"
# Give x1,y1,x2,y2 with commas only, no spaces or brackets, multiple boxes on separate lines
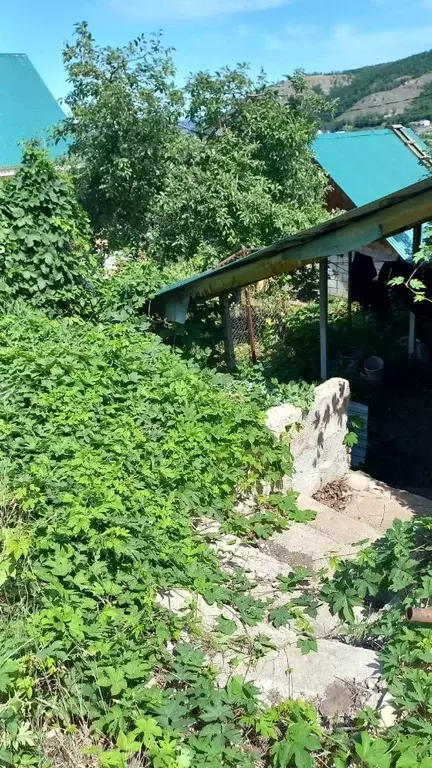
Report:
364,355,384,382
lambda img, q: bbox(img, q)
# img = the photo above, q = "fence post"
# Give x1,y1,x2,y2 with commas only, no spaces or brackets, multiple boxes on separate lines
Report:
319,258,329,381
245,286,257,364
347,251,353,327
220,292,236,371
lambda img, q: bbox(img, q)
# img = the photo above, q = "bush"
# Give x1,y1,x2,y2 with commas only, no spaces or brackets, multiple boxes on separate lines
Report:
0,306,296,765
0,143,98,316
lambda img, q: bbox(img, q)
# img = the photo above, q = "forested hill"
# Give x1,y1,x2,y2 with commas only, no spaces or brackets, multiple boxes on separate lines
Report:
278,49,432,128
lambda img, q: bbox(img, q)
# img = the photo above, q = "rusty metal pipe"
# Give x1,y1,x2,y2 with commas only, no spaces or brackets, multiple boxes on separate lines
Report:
406,607,432,624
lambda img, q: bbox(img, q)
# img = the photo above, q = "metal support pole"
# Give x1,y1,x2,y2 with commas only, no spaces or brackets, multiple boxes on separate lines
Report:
245,287,257,365
409,224,422,359
220,292,236,371
408,312,416,359
319,258,329,381
347,251,353,327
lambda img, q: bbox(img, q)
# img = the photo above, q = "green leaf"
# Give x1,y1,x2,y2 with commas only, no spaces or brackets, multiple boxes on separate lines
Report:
355,733,391,768
215,615,237,636
269,603,294,629
297,636,318,655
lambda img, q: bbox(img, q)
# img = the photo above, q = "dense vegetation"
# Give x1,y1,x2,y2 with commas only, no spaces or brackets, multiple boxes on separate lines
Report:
322,517,432,767
58,23,329,269
0,20,431,768
0,144,97,316
0,306,305,767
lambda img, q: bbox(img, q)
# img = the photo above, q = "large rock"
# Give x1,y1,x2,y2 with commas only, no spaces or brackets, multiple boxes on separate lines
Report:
266,378,350,496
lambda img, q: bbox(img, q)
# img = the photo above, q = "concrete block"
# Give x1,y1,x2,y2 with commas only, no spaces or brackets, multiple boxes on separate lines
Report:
290,378,350,495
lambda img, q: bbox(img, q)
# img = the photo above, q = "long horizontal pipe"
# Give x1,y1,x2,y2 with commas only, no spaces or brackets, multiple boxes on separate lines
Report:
406,607,432,624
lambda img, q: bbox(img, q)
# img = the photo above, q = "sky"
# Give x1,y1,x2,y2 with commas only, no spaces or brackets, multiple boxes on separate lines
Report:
2,0,432,102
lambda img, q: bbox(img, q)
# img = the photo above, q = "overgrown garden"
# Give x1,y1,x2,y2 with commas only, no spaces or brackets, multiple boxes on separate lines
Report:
0,21,431,768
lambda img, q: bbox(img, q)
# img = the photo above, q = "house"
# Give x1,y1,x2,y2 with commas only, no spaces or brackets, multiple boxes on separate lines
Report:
0,53,67,177
312,126,431,299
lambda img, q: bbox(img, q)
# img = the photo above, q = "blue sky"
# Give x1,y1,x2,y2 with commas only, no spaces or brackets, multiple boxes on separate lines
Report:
2,0,432,101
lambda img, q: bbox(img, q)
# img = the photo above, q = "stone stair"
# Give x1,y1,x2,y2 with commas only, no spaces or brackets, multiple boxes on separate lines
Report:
160,475,431,720
343,470,432,533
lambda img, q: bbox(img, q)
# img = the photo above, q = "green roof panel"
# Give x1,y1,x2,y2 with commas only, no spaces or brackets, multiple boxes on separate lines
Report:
0,53,67,169
313,128,429,206
313,128,430,261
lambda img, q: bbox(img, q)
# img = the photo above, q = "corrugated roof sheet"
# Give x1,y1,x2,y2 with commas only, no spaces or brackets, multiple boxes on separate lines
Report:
313,128,430,261
0,53,67,169
153,175,432,312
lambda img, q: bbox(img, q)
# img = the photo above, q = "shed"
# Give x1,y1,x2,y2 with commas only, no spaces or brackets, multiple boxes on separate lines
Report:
0,54,67,176
152,176,432,379
312,127,431,298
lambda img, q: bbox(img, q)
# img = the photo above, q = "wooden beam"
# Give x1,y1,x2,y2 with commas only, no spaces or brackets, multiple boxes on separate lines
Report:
320,258,329,381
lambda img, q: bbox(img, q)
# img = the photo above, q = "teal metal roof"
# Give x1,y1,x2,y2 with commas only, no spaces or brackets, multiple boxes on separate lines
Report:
0,54,67,169
313,128,430,261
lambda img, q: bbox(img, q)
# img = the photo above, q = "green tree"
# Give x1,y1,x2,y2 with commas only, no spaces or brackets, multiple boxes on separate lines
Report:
0,143,96,315
59,22,183,247
60,26,330,269
149,69,330,267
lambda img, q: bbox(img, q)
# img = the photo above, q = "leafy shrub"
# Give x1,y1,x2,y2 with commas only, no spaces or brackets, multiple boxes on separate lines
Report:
0,143,98,316
322,517,432,765
0,306,298,764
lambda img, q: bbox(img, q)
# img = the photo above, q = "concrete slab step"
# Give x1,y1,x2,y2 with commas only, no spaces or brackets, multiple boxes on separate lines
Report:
215,636,380,715
297,493,381,545
344,471,432,533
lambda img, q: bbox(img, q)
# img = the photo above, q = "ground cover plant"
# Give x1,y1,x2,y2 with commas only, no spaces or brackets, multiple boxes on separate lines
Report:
0,306,307,766
321,516,432,767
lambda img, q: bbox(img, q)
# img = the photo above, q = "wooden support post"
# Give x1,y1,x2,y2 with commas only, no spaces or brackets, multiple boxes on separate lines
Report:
320,258,329,381
347,251,353,327
245,287,257,365
409,224,422,359
220,292,236,371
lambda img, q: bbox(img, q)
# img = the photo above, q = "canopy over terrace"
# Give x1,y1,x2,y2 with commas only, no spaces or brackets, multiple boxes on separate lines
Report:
151,176,432,379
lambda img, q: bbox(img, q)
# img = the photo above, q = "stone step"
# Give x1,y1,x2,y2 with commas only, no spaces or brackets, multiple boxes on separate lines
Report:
260,493,380,577
158,588,381,718
343,470,432,533
297,493,381,545
215,634,380,716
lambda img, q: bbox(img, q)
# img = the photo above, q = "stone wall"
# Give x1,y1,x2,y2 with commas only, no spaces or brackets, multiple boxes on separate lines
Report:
266,377,350,496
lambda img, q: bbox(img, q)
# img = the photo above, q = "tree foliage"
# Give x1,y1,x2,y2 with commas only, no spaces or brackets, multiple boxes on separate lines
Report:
60,22,183,248
0,143,97,315
61,27,329,267
150,70,328,267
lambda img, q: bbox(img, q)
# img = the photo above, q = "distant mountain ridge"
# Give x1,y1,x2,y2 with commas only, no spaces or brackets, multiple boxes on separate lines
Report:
278,49,432,129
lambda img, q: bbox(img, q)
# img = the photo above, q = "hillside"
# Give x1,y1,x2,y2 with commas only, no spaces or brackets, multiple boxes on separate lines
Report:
279,48,432,128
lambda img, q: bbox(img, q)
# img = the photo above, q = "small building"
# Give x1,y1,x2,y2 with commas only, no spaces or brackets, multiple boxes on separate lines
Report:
312,126,431,299
0,53,67,177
